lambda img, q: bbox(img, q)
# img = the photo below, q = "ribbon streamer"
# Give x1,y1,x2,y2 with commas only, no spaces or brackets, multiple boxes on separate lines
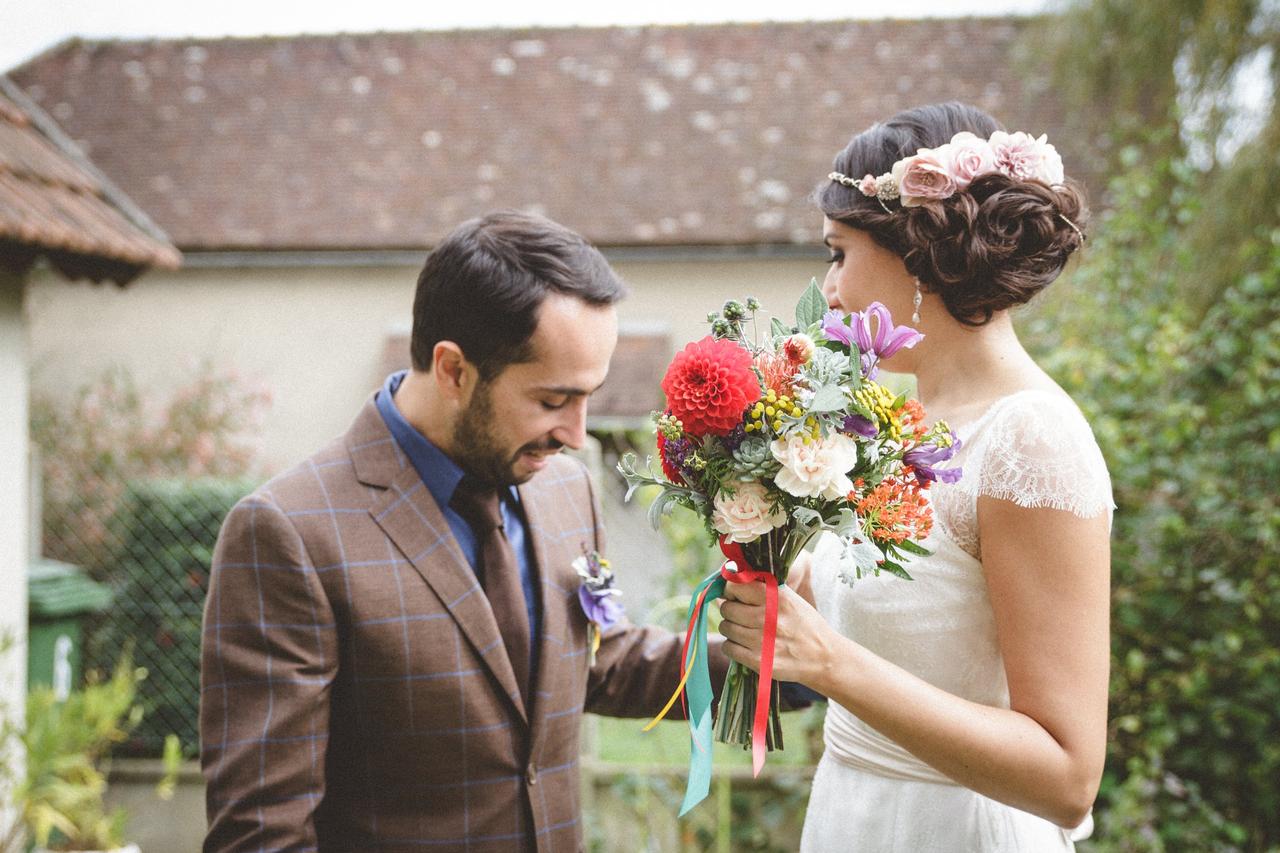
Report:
719,538,780,780
641,536,781,814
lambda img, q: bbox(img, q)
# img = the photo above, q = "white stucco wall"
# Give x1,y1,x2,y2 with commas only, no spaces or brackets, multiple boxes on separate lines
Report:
25,254,827,472
0,268,29,821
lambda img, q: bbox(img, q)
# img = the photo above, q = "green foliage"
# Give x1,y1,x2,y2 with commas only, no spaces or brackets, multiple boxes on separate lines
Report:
1025,151,1280,849
96,478,255,756
18,659,142,851
1037,0,1280,303
1027,3,1280,848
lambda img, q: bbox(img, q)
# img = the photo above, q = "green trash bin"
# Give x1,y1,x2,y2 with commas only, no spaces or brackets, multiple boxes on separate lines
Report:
27,558,113,700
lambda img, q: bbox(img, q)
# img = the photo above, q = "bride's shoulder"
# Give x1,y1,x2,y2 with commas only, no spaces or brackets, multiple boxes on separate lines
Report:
961,386,1114,517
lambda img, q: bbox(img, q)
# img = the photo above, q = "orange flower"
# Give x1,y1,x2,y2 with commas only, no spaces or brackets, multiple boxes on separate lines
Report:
753,350,796,397
856,476,933,543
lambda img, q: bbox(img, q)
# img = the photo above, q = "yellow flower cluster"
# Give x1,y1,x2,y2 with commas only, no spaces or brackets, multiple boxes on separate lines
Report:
855,381,902,441
744,390,822,442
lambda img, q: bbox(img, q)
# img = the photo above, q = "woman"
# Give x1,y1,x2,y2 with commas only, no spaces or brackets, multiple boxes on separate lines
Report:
718,102,1113,851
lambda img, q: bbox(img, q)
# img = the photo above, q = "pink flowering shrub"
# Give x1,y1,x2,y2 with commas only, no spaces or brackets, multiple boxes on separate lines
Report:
30,364,271,568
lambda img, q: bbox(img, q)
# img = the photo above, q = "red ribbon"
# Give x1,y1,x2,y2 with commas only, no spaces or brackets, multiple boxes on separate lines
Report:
718,536,779,778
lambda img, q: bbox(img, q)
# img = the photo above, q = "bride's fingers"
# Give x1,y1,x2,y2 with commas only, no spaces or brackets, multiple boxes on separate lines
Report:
717,599,764,629
721,580,767,605
718,617,761,651
720,640,759,671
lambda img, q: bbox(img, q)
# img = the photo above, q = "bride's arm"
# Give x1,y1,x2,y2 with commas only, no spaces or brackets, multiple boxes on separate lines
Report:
718,500,1110,830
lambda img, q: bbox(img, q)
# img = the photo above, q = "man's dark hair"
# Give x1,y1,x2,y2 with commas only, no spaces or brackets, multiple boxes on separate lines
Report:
410,210,628,380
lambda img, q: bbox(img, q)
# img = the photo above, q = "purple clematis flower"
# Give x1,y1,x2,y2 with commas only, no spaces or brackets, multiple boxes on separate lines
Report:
821,309,857,348
860,302,925,360
822,303,924,378
904,433,964,486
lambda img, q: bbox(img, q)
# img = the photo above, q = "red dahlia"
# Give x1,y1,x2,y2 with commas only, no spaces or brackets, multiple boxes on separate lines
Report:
660,336,761,437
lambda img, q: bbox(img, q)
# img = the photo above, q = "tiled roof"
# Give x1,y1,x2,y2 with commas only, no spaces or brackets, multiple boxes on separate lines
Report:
10,19,1079,252
0,76,180,283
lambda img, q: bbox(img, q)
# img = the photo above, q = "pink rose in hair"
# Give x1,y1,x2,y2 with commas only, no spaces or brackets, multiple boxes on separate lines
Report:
891,150,957,206
990,131,1065,185
857,174,879,197
945,131,998,189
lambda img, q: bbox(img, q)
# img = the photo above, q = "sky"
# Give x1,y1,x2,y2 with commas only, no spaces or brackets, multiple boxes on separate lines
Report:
2,0,1051,73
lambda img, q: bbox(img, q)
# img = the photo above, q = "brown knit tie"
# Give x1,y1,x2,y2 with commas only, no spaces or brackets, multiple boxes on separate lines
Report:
450,478,532,702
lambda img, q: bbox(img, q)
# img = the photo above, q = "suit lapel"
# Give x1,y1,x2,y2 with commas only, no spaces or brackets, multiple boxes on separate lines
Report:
347,400,529,724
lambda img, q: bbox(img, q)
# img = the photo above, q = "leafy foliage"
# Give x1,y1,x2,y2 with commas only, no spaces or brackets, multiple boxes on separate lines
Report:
1025,4,1280,847
1025,157,1280,851
95,479,255,755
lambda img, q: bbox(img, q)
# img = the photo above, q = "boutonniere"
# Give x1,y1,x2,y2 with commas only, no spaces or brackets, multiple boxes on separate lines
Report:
573,545,624,666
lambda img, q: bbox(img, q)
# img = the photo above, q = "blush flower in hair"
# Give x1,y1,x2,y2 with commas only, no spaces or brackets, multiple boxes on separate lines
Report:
944,131,999,189
891,150,957,207
989,131,1064,185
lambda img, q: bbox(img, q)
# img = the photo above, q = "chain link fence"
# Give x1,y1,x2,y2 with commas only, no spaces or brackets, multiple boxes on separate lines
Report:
39,473,253,756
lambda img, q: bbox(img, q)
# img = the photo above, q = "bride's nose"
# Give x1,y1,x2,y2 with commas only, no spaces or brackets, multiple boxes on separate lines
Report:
821,271,841,309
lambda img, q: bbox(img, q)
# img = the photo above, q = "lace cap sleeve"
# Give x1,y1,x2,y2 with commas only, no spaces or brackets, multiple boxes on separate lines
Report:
958,391,1115,519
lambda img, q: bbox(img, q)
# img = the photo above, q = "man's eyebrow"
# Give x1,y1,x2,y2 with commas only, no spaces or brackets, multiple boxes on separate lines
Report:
535,380,608,396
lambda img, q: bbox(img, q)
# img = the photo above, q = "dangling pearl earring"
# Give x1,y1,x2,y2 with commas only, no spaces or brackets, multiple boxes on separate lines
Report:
912,278,923,325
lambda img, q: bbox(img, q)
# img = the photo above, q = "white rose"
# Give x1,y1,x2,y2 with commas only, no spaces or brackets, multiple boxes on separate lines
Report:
770,433,858,500
712,480,788,543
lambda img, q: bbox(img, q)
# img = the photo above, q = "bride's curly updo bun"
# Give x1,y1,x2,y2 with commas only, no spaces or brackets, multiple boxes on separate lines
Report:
817,102,1087,326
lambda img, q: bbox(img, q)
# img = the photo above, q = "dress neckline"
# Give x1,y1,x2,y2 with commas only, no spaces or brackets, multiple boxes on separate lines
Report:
946,387,1069,434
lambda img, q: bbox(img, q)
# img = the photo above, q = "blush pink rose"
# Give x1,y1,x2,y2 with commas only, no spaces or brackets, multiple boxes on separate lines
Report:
990,131,1065,185
891,150,957,206
857,174,879,196
945,131,998,189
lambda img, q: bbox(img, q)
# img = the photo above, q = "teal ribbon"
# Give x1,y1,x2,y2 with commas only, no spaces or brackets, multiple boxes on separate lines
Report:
676,567,727,815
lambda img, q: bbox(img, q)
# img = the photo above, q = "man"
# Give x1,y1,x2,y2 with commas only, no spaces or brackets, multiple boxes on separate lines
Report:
201,211,710,852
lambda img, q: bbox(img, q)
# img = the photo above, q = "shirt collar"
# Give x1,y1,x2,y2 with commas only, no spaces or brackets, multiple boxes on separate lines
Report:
374,370,520,509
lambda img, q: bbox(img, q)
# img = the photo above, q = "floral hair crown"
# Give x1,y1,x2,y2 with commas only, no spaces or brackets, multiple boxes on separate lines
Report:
829,129,1083,241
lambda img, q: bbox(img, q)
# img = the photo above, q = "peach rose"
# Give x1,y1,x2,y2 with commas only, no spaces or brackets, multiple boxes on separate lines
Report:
712,480,789,544
891,150,957,206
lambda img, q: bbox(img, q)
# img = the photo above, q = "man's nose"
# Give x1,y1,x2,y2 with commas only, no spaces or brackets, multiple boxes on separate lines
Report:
553,399,589,450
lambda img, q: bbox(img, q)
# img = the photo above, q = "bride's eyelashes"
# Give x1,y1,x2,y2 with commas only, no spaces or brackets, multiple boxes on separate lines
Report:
827,251,844,265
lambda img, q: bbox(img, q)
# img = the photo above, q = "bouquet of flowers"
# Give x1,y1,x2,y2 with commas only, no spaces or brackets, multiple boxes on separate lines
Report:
618,282,961,813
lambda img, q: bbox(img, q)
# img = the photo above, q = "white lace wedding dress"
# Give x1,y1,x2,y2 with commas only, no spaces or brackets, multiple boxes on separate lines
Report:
801,389,1114,852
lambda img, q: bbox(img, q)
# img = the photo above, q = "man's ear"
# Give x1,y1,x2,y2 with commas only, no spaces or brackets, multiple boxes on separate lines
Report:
431,341,472,401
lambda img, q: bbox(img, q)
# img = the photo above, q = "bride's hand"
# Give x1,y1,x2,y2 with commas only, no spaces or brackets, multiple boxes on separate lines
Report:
787,549,816,606
718,579,838,689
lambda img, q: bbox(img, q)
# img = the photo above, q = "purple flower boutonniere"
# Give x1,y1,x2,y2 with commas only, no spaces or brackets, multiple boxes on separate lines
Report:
573,545,624,666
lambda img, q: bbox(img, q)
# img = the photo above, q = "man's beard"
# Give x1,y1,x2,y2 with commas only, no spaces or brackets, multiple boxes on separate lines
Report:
451,381,562,486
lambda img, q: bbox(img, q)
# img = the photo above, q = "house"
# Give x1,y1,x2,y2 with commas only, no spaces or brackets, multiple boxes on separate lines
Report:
0,72,178,815
9,17,1081,474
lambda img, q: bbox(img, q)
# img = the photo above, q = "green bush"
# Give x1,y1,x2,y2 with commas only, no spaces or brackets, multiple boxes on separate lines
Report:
1026,154,1280,850
93,478,256,756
